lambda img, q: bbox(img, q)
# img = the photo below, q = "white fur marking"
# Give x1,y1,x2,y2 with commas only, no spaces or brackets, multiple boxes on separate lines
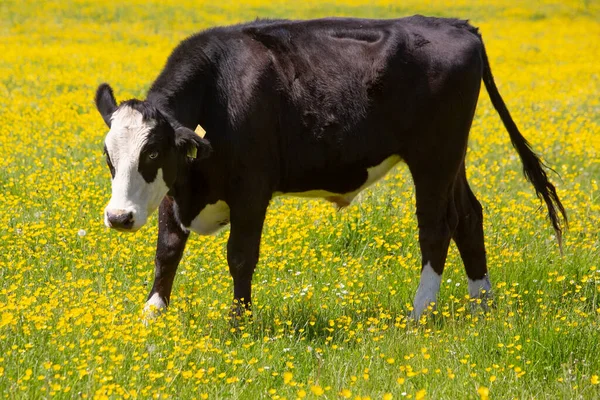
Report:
188,201,230,235
273,155,401,205
104,106,168,230
143,293,167,321
411,262,441,319
468,275,492,298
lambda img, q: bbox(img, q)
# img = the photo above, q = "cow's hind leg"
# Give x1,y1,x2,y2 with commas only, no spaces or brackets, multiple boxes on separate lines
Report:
144,197,189,320
409,172,459,320
407,57,482,319
453,167,492,308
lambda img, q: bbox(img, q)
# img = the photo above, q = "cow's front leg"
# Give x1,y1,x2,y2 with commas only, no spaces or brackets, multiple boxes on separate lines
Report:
226,199,268,322
144,197,189,319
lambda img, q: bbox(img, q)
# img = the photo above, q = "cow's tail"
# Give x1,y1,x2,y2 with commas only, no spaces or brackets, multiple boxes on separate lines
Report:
479,39,567,254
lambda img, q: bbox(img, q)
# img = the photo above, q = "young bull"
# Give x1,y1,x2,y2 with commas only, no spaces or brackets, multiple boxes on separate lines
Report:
95,16,566,321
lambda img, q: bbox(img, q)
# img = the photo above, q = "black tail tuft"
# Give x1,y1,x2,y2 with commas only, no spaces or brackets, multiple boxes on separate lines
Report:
479,39,568,253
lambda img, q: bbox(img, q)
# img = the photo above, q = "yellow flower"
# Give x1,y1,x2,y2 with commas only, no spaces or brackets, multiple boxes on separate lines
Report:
591,375,599,385
477,386,490,400
181,370,192,379
311,385,324,396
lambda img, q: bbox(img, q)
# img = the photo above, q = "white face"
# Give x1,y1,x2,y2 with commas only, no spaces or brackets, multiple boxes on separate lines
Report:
103,106,169,231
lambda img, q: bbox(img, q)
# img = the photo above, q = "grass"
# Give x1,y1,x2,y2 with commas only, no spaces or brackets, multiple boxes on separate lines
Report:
0,0,599,398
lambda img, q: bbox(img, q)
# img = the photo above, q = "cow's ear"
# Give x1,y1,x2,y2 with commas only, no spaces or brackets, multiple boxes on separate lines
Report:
175,127,212,160
95,83,117,127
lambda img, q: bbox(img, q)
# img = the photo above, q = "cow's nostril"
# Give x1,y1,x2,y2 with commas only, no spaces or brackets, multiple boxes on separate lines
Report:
121,212,134,228
107,211,135,230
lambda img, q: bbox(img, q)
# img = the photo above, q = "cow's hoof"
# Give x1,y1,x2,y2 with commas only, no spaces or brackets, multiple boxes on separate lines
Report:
229,303,252,330
142,293,167,325
469,293,494,314
409,302,437,324
409,297,438,322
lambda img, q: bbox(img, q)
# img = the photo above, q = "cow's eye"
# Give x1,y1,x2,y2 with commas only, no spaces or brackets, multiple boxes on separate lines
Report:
148,151,159,160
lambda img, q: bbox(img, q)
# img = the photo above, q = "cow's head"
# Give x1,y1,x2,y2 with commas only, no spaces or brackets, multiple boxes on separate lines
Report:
95,83,211,232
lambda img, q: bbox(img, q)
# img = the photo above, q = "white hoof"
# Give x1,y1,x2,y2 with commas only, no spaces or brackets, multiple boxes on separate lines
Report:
142,293,167,323
468,275,493,311
411,262,441,320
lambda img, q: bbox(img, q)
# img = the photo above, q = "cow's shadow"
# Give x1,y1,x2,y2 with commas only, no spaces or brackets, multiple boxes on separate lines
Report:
222,304,417,345
219,297,489,345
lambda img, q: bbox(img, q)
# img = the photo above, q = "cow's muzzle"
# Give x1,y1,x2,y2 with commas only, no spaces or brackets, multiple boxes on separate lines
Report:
106,209,135,231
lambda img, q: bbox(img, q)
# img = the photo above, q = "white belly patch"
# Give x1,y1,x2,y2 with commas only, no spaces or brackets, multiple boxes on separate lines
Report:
187,200,230,235
275,155,401,207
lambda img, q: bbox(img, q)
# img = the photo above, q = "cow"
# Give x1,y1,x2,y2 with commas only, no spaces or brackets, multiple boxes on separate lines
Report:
94,16,566,321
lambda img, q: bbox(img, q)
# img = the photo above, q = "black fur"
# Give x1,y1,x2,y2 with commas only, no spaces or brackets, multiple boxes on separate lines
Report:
95,83,117,127
103,145,115,179
174,127,212,160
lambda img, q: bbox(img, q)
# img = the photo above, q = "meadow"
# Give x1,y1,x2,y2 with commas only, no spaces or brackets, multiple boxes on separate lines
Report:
0,0,599,398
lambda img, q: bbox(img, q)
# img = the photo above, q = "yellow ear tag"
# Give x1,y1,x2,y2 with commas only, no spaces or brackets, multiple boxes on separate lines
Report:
187,125,205,158
195,124,206,138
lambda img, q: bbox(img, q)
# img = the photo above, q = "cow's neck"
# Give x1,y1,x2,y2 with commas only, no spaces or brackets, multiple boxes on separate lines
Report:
168,158,224,227
146,50,225,223
146,91,207,132
146,51,218,132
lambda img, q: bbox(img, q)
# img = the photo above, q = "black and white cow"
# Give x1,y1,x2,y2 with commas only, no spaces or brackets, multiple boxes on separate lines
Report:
95,16,566,320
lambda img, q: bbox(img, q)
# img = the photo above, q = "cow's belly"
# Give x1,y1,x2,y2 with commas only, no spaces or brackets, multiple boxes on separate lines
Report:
275,155,401,207
186,155,400,235
188,200,230,235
